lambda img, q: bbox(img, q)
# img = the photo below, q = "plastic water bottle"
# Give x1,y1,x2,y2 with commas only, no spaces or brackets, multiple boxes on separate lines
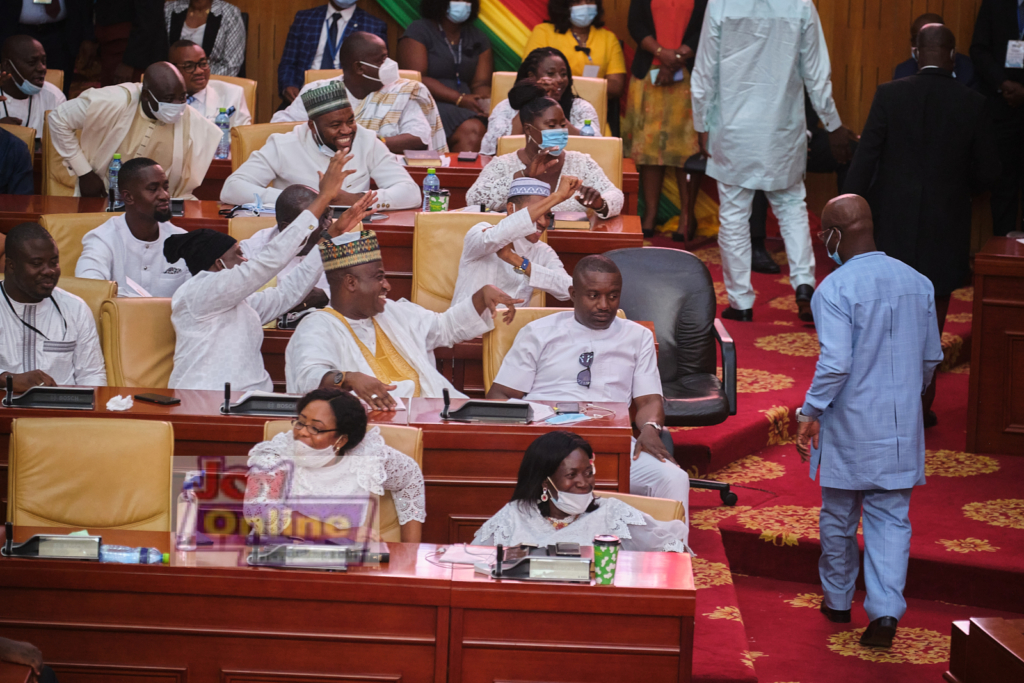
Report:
580,119,597,137
175,470,202,551
422,168,440,211
100,545,167,564
215,108,231,159
108,154,122,206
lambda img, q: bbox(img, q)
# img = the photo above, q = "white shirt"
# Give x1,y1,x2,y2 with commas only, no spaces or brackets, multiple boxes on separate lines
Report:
312,5,356,69
187,80,252,127
179,22,207,46
690,0,843,191
221,123,421,211
168,210,324,391
239,225,329,293
285,297,492,397
450,209,571,308
75,215,191,297
19,0,66,23
493,311,663,402
0,81,65,139
480,98,599,156
271,79,433,148
0,285,106,386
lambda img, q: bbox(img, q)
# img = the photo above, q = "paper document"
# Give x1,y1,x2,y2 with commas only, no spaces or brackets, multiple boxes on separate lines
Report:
438,544,495,565
125,277,152,297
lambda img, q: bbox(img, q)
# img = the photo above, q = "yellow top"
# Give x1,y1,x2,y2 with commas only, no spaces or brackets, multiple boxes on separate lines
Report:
523,23,627,79
325,308,422,398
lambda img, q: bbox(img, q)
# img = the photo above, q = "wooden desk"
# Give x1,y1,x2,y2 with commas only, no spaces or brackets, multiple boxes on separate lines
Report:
945,617,1024,683
408,398,633,544
0,527,694,683
966,237,1024,455
0,197,641,302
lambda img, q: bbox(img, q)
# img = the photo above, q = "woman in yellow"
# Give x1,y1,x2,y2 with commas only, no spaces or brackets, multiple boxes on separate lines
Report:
624,0,707,239
523,0,626,99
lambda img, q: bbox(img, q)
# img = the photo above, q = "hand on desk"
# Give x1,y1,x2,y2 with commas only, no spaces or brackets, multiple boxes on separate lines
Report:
78,171,108,198
1,370,56,394
0,637,43,677
344,372,398,412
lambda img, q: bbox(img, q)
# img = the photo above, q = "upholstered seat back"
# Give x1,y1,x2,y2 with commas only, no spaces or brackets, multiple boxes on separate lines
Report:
0,124,35,166
230,122,295,172
228,215,278,241
58,276,118,328
42,113,78,196
8,417,174,530
100,297,175,388
210,74,257,116
604,247,717,382
494,135,622,189
262,421,424,543
490,72,608,134
595,491,685,524
39,212,116,273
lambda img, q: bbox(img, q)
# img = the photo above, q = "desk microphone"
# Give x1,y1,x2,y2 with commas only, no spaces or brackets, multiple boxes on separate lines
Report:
495,543,503,578
441,388,450,419
3,522,11,556
223,382,231,414
3,374,11,407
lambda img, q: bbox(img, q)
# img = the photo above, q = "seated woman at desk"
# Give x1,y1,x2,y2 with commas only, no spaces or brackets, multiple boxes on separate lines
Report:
466,87,622,216
244,388,426,542
479,47,600,156
472,431,690,552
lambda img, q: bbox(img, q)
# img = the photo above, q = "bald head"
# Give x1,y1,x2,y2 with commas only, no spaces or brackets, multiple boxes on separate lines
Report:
911,13,943,42
276,185,321,229
915,23,955,71
2,35,42,62
340,32,386,70
821,195,875,263
142,62,186,101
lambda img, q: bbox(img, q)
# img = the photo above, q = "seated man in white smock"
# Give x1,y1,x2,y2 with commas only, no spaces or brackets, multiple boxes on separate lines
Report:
169,41,252,127
167,153,374,391
0,223,107,392
272,32,446,154
76,158,190,297
473,431,690,552
239,184,336,312
451,176,576,308
284,229,522,409
221,81,421,211
486,255,690,520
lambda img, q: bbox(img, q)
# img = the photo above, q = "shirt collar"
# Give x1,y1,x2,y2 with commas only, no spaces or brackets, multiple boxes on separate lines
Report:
846,251,885,263
326,5,356,21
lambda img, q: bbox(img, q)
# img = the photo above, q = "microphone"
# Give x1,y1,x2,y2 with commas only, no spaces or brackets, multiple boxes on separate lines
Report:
441,388,450,419
223,382,231,414
4,373,12,407
495,543,503,578
3,522,12,557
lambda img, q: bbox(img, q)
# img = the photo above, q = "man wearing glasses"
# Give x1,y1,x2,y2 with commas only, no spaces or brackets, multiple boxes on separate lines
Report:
169,40,251,127
486,255,690,520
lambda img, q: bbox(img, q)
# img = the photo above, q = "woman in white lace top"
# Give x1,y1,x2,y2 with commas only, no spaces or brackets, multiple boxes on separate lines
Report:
480,48,600,155
244,389,426,542
472,432,690,553
467,93,623,216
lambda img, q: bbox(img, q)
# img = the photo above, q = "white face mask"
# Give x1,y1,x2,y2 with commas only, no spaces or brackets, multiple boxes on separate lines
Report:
311,126,338,158
546,477,594,516
292,437,338,468
146,89,186,125
361,58,400,87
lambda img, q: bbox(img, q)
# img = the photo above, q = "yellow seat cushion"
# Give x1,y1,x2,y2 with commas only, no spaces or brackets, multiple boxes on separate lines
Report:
38,212,118,274
210,74,257,117
595,491,685,524
489,71,608,134
0,124,36,167
230,122,295,172
58,276,117,328
99,297,175,388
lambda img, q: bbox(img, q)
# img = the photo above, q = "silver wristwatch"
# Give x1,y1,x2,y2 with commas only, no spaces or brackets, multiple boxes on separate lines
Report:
795,407,816,423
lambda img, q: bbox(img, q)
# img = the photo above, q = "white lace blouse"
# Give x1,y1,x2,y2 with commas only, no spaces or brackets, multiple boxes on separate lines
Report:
480,97,600,156
472,497,690,553
243,427,427,532
465,150,624,216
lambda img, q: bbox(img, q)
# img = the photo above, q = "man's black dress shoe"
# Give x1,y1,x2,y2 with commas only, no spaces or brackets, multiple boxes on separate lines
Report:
721,306,753,322
795,284,814,322
860,616,899,648
820,603,851,623
752,243,781,274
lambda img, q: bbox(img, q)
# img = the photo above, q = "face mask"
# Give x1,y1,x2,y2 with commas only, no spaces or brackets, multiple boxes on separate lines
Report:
8,62,42,97
447,1,472,24
330,0,358,8
292,438,338,468
537,127,569,156
547,477,594,515
569,4,598,28
361,58,399,86
826,229,843,266
146,90,186,125
312,126,337,158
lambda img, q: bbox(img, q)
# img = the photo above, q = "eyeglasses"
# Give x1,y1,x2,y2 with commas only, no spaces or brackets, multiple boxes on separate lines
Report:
176,59,210,74
291,418,338,436
577,351,594,387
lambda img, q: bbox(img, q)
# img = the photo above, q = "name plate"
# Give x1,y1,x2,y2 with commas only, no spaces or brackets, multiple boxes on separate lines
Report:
222,391,300,417
442,400,532,424
2,386,95,410
247,544,350,571
2,533,101,560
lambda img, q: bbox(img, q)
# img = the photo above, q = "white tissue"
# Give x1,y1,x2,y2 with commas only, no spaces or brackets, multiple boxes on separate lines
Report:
106,394,134,411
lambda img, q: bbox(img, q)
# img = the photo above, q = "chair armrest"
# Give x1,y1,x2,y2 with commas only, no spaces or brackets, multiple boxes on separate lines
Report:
713,318,737,415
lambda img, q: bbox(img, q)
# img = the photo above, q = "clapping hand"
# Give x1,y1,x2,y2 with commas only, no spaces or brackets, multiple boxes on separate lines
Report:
576,185,605,212
552,174,582,202
328,190,377,238
316,152,355,199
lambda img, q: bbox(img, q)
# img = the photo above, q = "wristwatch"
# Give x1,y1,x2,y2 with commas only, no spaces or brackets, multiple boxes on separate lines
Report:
333,371,346,387
795,407,816,423
642,421,663,433
514,257,530,275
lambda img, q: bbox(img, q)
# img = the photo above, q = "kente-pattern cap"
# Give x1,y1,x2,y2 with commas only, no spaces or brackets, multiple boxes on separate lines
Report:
320,228,380,272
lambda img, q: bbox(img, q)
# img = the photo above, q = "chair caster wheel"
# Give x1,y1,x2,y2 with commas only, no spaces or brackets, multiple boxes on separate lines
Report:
720,489,738,506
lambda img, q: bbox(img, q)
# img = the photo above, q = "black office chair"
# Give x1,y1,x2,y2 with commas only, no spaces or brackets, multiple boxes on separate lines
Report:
605,247,739,505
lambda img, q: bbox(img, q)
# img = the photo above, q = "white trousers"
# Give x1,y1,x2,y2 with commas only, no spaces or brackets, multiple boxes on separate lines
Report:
716,180,816,310
629,439,690,525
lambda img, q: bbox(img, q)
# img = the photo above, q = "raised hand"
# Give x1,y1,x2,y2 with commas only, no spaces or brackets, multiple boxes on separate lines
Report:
553,174,582,202
525,150,561,178
328,190,377,238
316,152,355,198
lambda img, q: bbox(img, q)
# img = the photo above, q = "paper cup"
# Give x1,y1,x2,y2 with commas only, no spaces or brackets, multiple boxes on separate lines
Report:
593,534,621,585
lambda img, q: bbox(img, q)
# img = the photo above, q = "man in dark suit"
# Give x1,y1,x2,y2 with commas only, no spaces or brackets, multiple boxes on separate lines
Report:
278,0,389,106
0,0,93,95
844,24,1000,426
893,13,977,89
971,0,1024,236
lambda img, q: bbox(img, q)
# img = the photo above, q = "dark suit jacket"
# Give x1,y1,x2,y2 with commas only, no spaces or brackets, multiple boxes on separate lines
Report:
970,0,1024,97
893,53,978,90
277,6,389,94
627,0,707,79
843,70,1001,296
0,0,95,63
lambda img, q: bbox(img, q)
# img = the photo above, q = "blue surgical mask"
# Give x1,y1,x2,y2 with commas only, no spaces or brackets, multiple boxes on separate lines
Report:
331,0,358,8
536,127,569,156
826,229,843,266
9,62,42,97
446,1,472,23
569,4,598,28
